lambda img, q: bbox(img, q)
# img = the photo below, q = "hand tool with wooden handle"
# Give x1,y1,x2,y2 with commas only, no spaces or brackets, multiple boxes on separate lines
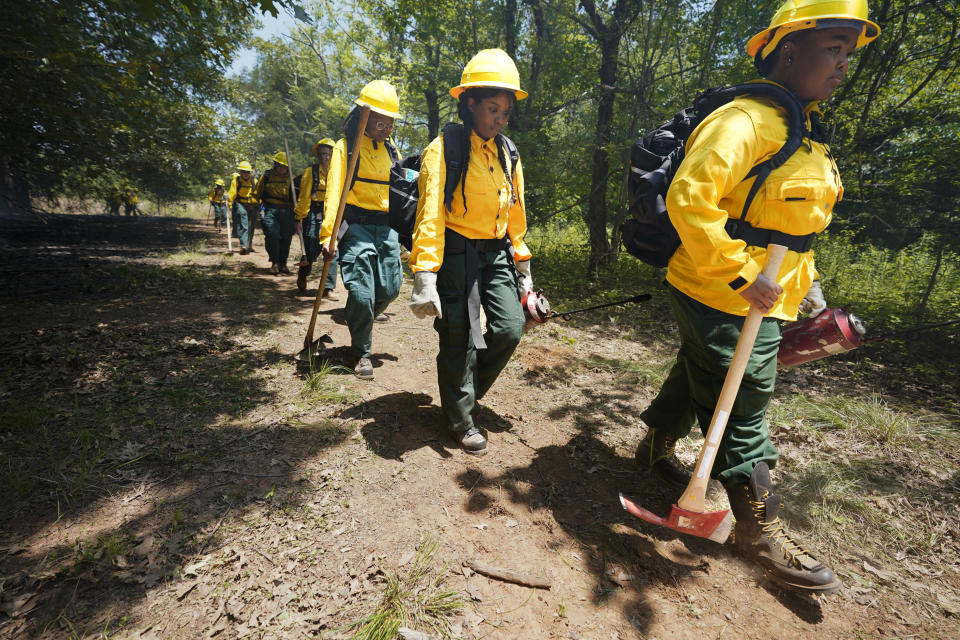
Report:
620,243,788,542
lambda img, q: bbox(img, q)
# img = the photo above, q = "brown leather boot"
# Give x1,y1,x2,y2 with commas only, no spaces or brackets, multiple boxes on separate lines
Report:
635,428,690,489
726,462,841,595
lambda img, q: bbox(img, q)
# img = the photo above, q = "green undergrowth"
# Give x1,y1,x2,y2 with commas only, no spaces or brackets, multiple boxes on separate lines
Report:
346,535,463,640
300,361,358,404
813,230,960,330
769,392,959,611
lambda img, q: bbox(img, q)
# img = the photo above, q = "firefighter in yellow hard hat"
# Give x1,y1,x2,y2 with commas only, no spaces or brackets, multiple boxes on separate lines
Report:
294,138,338,295
108,185,123,216
228,161,258,254
253,151,296,275
635,0,880,595
123,185,141,216
320,80,403,380
208,178,228,231
408,49,532,456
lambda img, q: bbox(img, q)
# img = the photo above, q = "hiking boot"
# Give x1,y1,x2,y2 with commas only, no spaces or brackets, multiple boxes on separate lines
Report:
239,246,249,255
726,462,841,595
375,313,389,323
322,288,339,301
460,426,488,456
354,357,374,380
279,264,292,275
635,428,691,489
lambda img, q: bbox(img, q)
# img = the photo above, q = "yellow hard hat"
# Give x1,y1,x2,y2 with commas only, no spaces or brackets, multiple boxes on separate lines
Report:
311,138,336,156
215,178,225,186
237,160,253,172
747,0,880,60
272,151,288,166
355,80,400,118
450,49,527,101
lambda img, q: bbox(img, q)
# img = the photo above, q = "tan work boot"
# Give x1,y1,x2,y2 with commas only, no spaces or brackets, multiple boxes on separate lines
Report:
726,462,841,595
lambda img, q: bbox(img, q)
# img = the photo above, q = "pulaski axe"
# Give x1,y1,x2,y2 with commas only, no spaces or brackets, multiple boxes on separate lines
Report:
296,106,371,366
620,243,788,543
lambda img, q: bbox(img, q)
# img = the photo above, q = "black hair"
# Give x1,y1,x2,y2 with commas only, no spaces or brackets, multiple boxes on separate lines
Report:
452,87,517,216
754,29,812,77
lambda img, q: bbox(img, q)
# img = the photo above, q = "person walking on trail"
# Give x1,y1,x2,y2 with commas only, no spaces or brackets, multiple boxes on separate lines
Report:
320,80,404,381
633,0,880,595
255,152,297,275
229,161,258,255
108,186,123,216
208,178,228,231
408,49,533,457
123,186,141,216
295,138,339,296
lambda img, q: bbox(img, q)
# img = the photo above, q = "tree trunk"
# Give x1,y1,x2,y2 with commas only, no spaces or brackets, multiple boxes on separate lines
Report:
423,44,441,140
915,234,946,323
586,35,619,274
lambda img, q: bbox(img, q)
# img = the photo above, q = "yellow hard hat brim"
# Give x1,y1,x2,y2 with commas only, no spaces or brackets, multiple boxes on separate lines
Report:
311,142,334,155
354,99,400,119
450,80,528,101
747,16,880,58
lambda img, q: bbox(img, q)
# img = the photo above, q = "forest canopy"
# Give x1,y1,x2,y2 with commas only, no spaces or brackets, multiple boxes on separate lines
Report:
4,0,959,273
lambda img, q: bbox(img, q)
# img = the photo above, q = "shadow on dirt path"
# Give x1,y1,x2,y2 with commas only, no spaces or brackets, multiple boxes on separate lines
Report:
0,213,352,637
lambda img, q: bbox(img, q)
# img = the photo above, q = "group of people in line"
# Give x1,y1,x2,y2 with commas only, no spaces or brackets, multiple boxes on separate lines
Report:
224,0,878,599
107,185,141,216
207,143,340,300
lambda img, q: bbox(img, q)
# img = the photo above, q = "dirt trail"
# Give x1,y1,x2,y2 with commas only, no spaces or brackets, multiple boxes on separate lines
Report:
1,213,956,639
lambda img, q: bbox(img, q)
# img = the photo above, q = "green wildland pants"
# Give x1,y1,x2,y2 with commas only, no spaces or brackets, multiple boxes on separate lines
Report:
434,249,524,433
305,205,337,290
338,222,402,359
262,205,295,266
640,284,781,487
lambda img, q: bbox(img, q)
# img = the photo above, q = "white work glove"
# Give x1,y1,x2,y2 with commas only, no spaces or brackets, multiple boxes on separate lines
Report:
516,260,533,297
799,279,827,318
409,271,442,319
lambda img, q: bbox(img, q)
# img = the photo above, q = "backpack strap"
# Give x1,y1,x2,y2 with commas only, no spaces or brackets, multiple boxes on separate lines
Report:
349,140,397,188
442,122,465,212
442,123,521,211
311,163,320,196
719,83,817,252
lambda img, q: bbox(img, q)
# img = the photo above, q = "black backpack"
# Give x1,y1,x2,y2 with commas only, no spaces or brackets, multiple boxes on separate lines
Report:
622,83,812,268
381,123,521,251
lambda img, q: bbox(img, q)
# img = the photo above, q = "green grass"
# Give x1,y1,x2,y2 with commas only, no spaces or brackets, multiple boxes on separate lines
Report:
769,392,959,594
582,354,670,387
300,361,358,404
346,535,463,640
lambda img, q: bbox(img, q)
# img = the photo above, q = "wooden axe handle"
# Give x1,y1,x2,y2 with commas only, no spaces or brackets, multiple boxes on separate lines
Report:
304,106,371,350
677,243,788,513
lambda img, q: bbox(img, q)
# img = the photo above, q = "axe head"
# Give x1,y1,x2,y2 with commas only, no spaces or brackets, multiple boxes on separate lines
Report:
619,493,732,544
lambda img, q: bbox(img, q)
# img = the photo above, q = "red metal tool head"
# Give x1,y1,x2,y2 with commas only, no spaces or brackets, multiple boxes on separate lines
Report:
619,493,732,544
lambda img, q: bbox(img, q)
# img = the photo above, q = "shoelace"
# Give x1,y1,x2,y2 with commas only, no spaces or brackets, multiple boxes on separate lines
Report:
750,490,814,568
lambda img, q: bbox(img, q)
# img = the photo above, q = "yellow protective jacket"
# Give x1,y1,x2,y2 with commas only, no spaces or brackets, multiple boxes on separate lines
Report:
110,190,123,204
124,189,138,204
294,163,328,222
254,167,294,207
208,186,226,204
410,130,531,273
665,81,841,321
228,172,257,206
320,135,392,244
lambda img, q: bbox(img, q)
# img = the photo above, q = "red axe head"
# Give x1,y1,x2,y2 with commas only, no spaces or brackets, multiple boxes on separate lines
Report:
619,493,732,544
